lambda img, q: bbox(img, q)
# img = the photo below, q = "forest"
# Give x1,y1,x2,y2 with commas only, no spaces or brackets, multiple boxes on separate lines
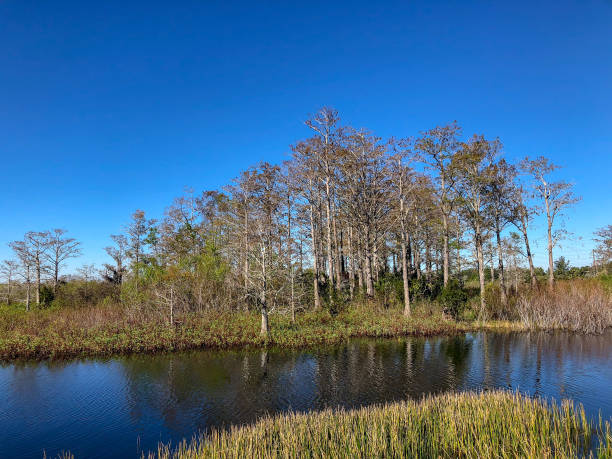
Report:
2,108,612,360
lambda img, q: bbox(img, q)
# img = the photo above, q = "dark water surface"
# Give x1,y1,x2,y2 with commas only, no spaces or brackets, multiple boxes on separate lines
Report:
1,330,611,458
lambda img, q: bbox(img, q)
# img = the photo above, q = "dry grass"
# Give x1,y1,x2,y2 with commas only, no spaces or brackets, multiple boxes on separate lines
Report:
517,279,612,334
147,391,611,458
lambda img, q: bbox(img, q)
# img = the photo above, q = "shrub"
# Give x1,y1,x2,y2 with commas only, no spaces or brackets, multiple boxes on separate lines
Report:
438,280,468,320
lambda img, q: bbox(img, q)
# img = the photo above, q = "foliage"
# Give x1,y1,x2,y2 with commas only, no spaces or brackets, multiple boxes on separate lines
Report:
438,280,468,319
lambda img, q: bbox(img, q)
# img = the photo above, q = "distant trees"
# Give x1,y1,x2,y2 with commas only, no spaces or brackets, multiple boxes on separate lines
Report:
7,229,81,309
3,109,590,325
593,225,612,269
1,260,18,305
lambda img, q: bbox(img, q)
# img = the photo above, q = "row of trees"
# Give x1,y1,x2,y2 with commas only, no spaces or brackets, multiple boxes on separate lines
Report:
95,108,586,332
4,109,607,335
3,230,80,309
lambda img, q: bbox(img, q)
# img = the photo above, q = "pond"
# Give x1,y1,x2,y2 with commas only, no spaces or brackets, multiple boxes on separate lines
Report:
1,330,611,458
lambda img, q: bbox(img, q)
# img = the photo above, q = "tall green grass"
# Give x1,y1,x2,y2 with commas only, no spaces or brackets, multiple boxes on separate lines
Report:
148,391,611,458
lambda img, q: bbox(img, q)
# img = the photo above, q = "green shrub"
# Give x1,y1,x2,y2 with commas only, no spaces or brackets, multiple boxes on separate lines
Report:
439,280,468,320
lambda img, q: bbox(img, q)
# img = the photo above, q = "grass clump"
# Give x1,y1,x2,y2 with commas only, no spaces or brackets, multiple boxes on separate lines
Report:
148,391,611,458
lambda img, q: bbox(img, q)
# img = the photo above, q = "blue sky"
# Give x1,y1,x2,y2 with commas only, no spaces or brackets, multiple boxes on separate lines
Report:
1,0,611,271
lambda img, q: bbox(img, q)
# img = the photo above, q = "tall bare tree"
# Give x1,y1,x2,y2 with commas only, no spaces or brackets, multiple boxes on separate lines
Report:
416,122,461,287
104,234,129,285
485,158,515,304
45,229,81,293
522,157,580,289
389,140,415,315
9,239,35,310
593,225,612,269
305,108,341,293
454,135,498,319
509,183,537,286
1,260,18,305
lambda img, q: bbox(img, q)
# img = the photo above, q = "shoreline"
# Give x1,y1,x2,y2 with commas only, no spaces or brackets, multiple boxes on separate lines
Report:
0,309,535,364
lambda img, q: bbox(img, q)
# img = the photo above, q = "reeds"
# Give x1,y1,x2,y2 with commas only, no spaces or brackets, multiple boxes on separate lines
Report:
148,391,611,458
517,279,612,334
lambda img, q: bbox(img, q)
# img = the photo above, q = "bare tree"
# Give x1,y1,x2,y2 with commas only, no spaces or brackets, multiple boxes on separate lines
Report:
485,158,515,304
388,140,415,315
522,157,580,289
509,183,537,286
593,225,612,269
1,260,18,305
416,122,461,287
305,108,341,293
11,232,51,306
340,129,391,297
9,239,35,310
292,139,324,309
45,229,81,293
104,234,128,284
454,135,498,320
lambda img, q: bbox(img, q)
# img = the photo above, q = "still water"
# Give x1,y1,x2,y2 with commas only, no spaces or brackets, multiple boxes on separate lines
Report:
1,330,611,458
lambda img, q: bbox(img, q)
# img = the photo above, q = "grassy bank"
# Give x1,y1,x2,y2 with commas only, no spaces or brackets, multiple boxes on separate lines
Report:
2,277,609,362
147,391,611,458
0,303,498,362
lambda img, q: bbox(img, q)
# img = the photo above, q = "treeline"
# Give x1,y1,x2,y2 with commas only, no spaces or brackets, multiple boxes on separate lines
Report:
3,109,612,334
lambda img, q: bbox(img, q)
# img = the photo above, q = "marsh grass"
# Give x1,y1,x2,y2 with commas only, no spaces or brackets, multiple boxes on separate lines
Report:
0,303,485,361
148,391,611,458
517,279,612,334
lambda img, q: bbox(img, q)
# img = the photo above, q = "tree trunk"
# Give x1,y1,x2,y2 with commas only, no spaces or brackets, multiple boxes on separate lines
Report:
547,214,554,291
401,235,411,316
35,259,41,306
520,221,536,287
260,248,269,337
53,260,59,294
25,266,31,311
475,230,486,321
325,178,334,292
348,227,355,299
495,224,507,305
260,302,269,336
169,287,174,326
309,203,321,310
363,226,374,296
414,240,422,280
442,213,449,286
288,197,295,323
332,203,342,288
357,237,364,293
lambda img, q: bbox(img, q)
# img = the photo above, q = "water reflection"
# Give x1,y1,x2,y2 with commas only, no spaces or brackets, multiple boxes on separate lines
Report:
0,331,610,458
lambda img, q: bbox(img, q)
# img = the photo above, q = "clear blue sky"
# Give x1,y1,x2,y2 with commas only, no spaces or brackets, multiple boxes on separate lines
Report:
1,0,611,271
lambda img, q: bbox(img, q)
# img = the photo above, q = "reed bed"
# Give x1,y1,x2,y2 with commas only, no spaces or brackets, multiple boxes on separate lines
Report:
148,391,611,458
517,279,612,334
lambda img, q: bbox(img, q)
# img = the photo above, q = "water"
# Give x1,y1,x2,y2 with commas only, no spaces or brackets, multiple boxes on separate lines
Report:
1,330,611,458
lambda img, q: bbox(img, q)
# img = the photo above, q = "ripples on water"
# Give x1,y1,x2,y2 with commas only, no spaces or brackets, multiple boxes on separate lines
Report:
1,330,611,458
